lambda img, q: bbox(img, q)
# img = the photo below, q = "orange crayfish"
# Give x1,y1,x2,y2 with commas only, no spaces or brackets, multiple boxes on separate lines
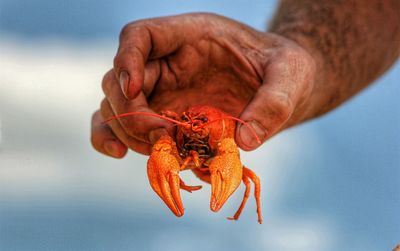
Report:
105,106,263,223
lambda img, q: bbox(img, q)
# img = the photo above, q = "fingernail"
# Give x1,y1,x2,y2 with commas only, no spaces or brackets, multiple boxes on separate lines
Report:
104,140,121,157
149,128,169,144
239,121,266,149
119,71,130,98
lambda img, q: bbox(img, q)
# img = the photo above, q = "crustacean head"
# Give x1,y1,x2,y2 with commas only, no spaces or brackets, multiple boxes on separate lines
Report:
179,110,211,139
102,106,261,146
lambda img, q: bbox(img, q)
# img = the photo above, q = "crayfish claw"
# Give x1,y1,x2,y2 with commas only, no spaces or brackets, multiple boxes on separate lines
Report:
147,135,185,217
165,172,184,216
209,138,242,213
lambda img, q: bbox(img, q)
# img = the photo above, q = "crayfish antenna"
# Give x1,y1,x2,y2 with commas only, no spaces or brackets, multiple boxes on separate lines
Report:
102,111,187,126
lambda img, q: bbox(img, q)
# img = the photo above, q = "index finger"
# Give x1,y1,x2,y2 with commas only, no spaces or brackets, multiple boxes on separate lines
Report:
114,14,203,99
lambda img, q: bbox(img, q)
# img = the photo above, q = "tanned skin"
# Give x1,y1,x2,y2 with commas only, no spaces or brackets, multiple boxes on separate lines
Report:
270,0,400,122
91,0,400,157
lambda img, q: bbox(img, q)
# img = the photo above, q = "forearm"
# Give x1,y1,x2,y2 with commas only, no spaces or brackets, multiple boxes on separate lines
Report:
269,0,400,123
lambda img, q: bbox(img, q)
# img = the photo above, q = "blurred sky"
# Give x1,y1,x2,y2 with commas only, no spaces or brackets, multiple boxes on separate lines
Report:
0,1,399,251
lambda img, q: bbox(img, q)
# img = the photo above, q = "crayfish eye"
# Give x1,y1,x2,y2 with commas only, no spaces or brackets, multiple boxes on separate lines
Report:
198,116,208,123
181,114,189,122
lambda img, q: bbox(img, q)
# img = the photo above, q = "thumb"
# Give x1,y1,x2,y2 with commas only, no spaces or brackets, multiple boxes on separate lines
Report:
236,60,301,151
236,89,294,150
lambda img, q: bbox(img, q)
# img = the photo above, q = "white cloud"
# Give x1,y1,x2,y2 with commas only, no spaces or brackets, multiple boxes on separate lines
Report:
259,216,336,251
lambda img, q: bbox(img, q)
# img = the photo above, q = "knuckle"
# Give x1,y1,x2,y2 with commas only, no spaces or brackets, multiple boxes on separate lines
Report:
91,111,102,127
101,70,115,94
100,99,111,118
118,114,147,138
90,133,99,149
113,44,145,74
265,91,293,124
90,125,102,150
278,46,316,75
304,51,317,76
279,45,306,60
119,117,134,132
120,23,132,37
119,21,148,43
119,22,141,39
270,58,291,75
113,51,125,73
91,110,99,122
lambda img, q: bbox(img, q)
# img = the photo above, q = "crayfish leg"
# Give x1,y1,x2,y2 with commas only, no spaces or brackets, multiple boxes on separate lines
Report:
179,178,202,193
227,173,251,222
244,166,263,224
180,150,201,170
228,166,262,224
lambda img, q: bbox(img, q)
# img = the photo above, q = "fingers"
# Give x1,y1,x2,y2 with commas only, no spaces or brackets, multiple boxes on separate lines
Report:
100,98,153,155
236,48,315,150
102,69,173,145
91,110,128,158
114,16,195,99
142,60,161,96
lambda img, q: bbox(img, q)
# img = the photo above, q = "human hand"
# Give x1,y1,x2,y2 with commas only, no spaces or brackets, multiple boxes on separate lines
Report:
91,13,316,157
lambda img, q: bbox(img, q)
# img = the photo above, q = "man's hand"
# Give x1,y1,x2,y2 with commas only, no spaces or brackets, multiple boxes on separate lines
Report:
91,13,317,157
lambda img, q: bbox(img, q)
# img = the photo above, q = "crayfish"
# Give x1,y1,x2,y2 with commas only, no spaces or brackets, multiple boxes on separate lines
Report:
105,106,263,223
